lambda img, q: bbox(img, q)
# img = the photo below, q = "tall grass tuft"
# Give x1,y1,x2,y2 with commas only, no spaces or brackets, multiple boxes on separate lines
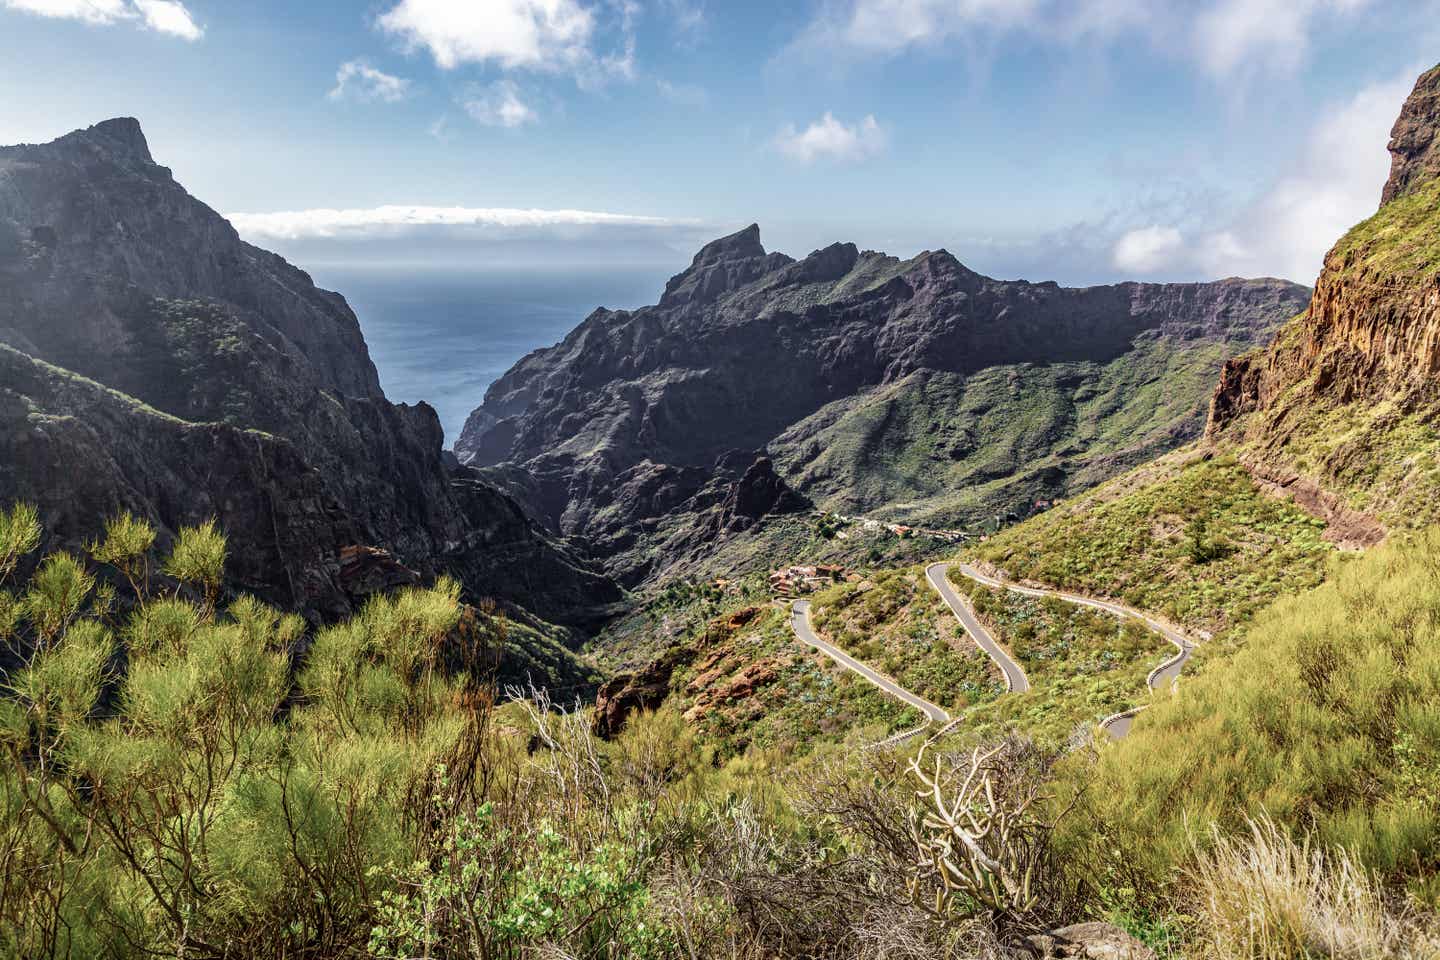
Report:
1189,817,1438,960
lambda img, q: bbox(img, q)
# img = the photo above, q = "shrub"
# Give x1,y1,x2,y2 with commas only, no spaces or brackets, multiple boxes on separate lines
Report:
1056,529,1440,900
909,738,1071,933
24,552,94,648
163,518,227,614
0,502,40,584
89,513,156,597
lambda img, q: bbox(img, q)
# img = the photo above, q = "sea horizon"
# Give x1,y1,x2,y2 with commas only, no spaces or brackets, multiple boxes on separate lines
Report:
313,264,677,448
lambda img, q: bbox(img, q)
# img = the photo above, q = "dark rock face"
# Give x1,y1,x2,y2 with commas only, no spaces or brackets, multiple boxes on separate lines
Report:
459,225,1308,581
0,120,622,627
724,456,808,522
591,647,685,739
1382,64,1440,205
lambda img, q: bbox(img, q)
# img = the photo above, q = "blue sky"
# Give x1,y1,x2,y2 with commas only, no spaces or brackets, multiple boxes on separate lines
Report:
2,0,1438,285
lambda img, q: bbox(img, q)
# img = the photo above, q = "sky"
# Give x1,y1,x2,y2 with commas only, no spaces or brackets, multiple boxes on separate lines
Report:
1,0,1438,286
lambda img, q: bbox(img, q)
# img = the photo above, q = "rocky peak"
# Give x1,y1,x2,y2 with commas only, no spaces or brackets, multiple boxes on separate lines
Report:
694,223,766,264
785,241,861,284
659,223,794,308
59,117,156,165
1381,63,1440,205
722,456,809,523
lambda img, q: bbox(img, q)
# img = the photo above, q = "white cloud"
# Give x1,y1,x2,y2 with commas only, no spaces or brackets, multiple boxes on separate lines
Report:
660,0,705,40
775,113,885,164
329,60,412,103
1193,0,1370,79
2,0,128,23
226,205,684,241
827,0,1042,54
1105,70,1414,282
1196,71,1414,281
461,80,537,127
793,0,1370,80
131,0,201,39
656,77,707,106
378,0,595,71
2,0,201,38
1112,225,1185,272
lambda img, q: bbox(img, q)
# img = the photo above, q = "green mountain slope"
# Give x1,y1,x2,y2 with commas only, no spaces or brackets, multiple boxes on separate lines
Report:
771,330,1248,526
1056,529,1440,902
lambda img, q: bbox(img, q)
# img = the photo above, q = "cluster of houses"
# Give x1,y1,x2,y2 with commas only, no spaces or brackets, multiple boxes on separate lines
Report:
821,499,1059,543
822,512,971,544
768,564,850,595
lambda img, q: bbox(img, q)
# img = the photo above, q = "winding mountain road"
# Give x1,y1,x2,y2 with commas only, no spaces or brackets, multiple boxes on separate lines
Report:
924,562,1030,692
930,561,1194,738
790,600,950,725
783,561,1195,745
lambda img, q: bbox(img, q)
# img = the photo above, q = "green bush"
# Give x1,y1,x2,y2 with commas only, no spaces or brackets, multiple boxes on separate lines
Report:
0,510,491,957
164,518,227,614
1055,529,1440,902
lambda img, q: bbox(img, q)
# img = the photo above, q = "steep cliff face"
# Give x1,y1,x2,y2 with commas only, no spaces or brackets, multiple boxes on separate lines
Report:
1381,63,1440,206
0,119,380,401
1208,63,1440,543
0,120,622,627
459,226,1308,581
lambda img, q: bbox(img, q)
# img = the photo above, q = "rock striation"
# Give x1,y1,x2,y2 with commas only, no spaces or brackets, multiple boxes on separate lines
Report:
460,225,1308,582
0,119,622,627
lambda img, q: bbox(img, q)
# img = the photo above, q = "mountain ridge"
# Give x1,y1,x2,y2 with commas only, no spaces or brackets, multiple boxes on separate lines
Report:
0,118,623,628
458,226,1310,583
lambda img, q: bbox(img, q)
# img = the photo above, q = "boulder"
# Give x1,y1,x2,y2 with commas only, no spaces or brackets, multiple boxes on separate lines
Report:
1017,923,1157,960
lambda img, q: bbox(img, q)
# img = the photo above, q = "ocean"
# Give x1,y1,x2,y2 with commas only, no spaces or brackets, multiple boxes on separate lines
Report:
314,267,675,449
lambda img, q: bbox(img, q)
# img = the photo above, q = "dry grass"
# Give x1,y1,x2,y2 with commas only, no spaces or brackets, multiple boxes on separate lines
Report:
1188,818,1440,960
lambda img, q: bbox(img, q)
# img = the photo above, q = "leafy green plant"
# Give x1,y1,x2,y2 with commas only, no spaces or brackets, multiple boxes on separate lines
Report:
164,518,227,615
89,512,157,597
369,790,673,960
0,502,40,584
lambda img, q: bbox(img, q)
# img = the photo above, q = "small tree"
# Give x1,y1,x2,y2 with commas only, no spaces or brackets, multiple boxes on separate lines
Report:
1185,513,1228,565
89,512,157,600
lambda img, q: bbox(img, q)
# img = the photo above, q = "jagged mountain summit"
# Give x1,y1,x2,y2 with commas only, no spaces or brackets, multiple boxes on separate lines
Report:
0,119,622,626
458,225,1310,583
